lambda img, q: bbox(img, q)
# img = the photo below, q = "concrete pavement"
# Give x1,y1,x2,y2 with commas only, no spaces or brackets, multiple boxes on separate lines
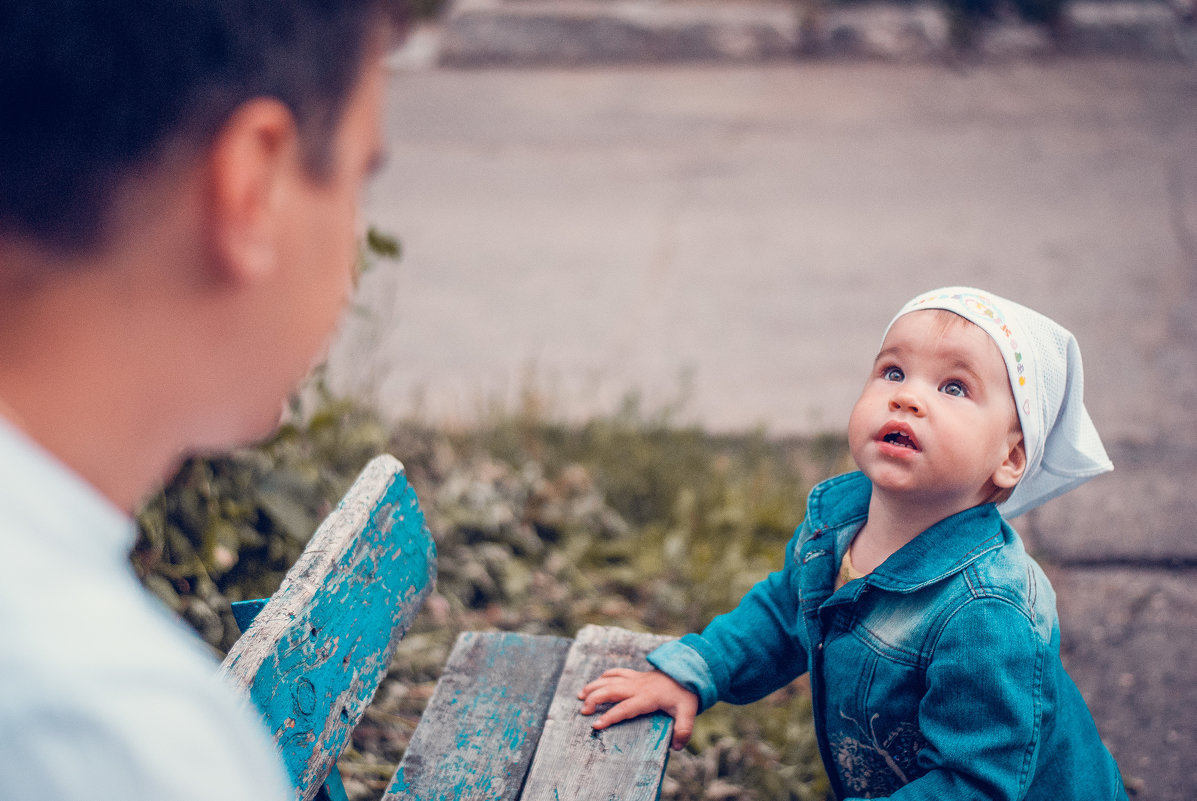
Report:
327,18,1197,799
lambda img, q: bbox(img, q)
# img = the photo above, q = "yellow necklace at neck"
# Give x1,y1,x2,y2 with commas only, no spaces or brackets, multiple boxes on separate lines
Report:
836,546,869,589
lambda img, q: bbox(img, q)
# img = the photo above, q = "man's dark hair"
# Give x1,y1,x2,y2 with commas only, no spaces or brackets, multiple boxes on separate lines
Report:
0,0,402,253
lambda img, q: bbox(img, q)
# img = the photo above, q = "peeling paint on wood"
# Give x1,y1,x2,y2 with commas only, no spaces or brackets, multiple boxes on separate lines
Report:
220,455,437,801
384,631,572,801
519,625,675,801
231,598,269,634
385,626,675,800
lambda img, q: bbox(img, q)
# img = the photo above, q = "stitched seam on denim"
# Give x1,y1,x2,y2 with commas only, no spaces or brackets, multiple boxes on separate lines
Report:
928,594,1044,795
926,589,1035,667
921,582,973,670
966,562,1033,611
1016,619,1047,793
1026,563,1037,619
808,472,869,533
878,531,1004,594
960,530,1004,563
909,531,1004,591
807,474,834,525
803,548,830,564
930,597,1043,796
963,563,979,599
848,624,921,667
850,650,878,720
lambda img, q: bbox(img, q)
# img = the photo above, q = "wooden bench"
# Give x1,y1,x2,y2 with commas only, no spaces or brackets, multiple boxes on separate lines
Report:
221,454,676,801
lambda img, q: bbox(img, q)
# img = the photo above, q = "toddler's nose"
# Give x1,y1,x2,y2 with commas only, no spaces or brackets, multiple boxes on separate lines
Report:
889,390,925,416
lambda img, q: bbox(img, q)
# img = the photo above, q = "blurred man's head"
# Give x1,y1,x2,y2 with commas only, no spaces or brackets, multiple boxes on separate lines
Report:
0,0,399,258
0,0,401,509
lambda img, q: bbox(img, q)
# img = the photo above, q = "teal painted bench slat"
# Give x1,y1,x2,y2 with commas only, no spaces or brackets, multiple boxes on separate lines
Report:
385,631,572,799
224,454,675,801
221,454,437,801
518,625,675,801
384,626,675,801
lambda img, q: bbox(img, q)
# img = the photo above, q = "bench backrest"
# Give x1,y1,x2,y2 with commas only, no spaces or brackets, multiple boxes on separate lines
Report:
220,454,436,801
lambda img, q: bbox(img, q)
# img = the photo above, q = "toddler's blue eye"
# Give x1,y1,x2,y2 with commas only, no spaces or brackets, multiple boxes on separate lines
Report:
941,380,967,397
882,367,904,382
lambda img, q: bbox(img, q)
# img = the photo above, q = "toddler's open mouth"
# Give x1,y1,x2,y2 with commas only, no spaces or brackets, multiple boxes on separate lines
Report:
880,424,919,451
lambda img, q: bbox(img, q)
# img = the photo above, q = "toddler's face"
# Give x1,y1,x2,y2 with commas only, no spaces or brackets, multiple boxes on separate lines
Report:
848,310,1024,510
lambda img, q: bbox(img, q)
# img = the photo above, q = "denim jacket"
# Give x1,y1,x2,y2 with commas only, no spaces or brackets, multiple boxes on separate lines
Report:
648,471,1127,801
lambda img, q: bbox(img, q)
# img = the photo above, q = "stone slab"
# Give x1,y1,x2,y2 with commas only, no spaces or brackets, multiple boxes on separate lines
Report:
1050,566,1197,800
432,0,1196,65
1066,0,1192,58
438,0,802,66
1015,442,1197,564
811,2,952,61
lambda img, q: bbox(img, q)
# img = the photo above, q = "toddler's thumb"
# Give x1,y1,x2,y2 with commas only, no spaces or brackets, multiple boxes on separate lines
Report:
671,716,694,750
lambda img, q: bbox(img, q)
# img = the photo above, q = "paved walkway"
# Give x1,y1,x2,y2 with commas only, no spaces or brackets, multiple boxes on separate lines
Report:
328,11,1197,798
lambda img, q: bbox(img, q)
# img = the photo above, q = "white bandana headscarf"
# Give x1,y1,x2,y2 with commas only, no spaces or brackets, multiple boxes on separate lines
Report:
888,286,1113,519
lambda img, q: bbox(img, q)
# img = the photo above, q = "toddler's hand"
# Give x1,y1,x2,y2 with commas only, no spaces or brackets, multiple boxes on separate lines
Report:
577,668,698,750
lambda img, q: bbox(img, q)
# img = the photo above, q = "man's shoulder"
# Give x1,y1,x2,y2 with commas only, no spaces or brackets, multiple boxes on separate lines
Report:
0,611,291,800
0,534,291,801
0,671,292,800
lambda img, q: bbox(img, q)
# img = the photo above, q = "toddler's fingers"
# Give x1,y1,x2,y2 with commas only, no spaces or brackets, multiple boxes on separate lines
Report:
578,683,616,713
593,696,656,731
589,667,639,686
578,668,640,699
578,692,606,715
668,692,698,750
578,680,634,715
670,710,695,750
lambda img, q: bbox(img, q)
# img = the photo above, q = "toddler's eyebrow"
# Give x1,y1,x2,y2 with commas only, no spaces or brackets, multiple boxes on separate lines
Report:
948,359,984,384
873,345,905,365
936,354,988,390
873,346,987,386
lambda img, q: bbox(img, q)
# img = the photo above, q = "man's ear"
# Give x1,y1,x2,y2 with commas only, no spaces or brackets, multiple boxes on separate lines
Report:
203,98,300,284
993,434,1027,490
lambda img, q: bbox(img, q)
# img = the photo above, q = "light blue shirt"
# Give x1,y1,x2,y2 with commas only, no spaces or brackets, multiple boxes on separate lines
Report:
0,419,292,800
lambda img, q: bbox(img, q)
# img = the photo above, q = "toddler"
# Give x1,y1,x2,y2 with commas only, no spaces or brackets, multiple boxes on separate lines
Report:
579,287,1127,800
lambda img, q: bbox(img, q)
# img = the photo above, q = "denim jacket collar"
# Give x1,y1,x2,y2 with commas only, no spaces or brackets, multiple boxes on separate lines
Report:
805,471,1007,594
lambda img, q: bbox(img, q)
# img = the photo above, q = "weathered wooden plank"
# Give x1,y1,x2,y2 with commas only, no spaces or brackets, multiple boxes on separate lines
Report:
383,631,572,801
220,454,437,801
519,625,676,801
230,598,351,801
313,768,350,801
230,597,268,635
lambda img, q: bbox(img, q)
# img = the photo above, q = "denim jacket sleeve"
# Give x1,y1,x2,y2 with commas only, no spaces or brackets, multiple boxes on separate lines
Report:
648,525,810,713
854,594,1047,801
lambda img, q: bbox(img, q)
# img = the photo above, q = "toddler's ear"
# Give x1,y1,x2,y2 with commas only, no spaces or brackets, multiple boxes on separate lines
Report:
993,435,1027,490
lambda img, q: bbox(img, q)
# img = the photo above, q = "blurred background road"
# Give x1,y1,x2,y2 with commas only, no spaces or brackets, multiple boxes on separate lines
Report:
339,61,1196,442
326,8,1197,797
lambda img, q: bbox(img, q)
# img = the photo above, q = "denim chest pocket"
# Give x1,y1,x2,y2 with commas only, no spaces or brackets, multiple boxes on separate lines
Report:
821,594,941,794
822,636,930,794
825,599,932,715
850,592,931,666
